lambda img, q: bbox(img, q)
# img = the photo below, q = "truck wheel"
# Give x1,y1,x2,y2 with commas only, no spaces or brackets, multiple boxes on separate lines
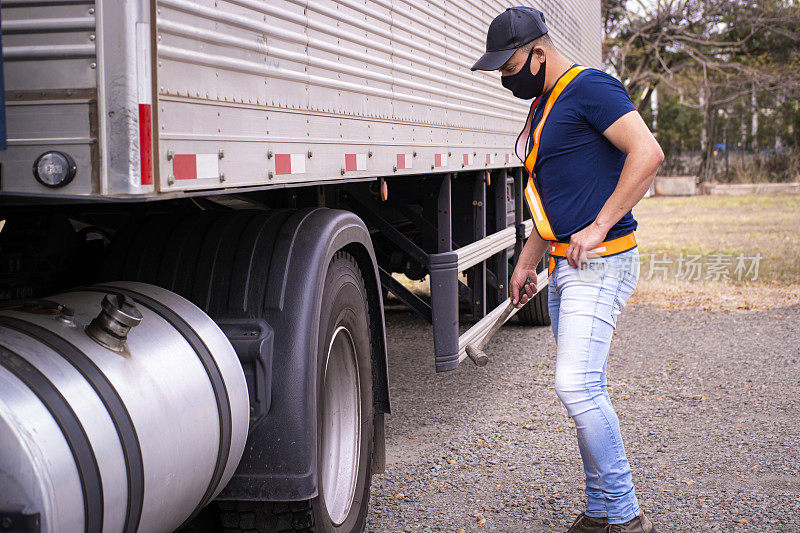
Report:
516,251,551,327
313,250,374,531
217,250,374,533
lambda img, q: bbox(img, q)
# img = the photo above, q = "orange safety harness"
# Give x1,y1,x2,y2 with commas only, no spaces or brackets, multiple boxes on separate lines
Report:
516,65,637,276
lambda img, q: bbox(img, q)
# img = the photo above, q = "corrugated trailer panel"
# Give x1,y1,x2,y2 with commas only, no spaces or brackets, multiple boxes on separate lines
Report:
154,0,601,193
0,0,601,199
1,1,97,91
0,0,155,198
0,0,99,196
540,0,603,68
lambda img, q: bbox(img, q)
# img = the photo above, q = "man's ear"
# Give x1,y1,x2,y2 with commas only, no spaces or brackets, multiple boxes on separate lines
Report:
533,46,546,63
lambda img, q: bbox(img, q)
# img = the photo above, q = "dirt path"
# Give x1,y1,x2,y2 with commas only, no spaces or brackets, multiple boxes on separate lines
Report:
366,303,800,532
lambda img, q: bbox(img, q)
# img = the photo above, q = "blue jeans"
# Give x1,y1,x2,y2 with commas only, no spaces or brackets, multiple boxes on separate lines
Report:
547,247,641,524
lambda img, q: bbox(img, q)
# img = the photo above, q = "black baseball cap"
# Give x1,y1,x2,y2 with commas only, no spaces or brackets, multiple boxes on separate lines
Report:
471,6,549,71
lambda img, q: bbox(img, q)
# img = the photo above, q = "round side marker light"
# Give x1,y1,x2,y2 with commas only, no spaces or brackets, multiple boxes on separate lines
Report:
33,151,77,188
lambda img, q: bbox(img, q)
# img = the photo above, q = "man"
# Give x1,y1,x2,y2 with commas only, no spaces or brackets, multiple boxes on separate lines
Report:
471,6,664,533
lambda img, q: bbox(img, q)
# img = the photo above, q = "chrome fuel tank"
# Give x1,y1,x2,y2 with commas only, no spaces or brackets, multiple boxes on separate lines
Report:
0,282,249,533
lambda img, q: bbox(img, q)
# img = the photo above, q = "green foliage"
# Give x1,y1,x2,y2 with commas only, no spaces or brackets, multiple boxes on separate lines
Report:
601,0,800,181
647,91,704,154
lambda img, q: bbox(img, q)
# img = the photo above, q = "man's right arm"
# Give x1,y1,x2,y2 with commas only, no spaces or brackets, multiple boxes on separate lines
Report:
509,230,549,307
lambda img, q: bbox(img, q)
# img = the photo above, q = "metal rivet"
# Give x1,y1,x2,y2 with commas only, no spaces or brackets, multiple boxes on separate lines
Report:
368,151,373,158
268,171,274,179
340,168,346,175
307,150,313,158
267,150,273,159
166,150,174,160
90,62,97,69
168,175,175,185
89,34,96,41
218,150,224,159
219,173,225,182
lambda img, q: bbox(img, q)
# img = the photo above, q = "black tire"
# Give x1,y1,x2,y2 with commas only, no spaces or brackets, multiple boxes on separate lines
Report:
215,501,314,532
313,250,374,531
516,250,551,326
218,251,374,533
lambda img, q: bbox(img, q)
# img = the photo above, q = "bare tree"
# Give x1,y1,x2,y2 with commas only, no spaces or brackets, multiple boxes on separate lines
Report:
603,0,800,179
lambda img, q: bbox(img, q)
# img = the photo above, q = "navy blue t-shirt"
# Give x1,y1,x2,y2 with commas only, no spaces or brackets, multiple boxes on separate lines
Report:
525,66,637,242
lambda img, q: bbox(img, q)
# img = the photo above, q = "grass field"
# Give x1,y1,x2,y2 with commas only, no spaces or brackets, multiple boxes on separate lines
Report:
631,194,799,310
390,193,800,311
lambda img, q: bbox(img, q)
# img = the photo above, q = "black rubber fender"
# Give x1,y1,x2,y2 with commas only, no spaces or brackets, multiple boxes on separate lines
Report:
218,208,390,501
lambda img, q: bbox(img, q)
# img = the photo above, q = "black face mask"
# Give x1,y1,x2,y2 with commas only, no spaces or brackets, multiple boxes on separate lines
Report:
501,48,546,100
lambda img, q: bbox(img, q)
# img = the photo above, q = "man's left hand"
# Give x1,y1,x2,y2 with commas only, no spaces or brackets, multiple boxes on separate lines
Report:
566,222,608,269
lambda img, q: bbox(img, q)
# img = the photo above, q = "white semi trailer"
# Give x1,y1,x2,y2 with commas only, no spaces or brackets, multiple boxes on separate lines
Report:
0,1,602,531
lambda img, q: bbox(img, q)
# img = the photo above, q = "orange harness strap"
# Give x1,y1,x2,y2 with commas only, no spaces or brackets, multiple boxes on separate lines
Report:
546,232,638,276
523,65,586,242
518,65,637,276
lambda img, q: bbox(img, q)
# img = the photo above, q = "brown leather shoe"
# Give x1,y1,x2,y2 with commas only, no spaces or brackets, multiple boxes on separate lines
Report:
606,511,656,533
566,512,608,532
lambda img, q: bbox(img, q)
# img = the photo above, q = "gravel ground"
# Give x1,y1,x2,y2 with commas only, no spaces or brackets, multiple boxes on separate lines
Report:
366,301,800,533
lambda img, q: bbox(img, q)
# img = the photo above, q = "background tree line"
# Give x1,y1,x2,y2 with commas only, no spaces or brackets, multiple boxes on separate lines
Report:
601,0,800,182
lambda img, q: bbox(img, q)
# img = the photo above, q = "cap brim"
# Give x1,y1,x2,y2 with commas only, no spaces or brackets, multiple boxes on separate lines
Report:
470,48,516,71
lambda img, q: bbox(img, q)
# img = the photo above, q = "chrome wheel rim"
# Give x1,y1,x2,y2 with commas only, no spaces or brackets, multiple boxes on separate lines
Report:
321,325,361,525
